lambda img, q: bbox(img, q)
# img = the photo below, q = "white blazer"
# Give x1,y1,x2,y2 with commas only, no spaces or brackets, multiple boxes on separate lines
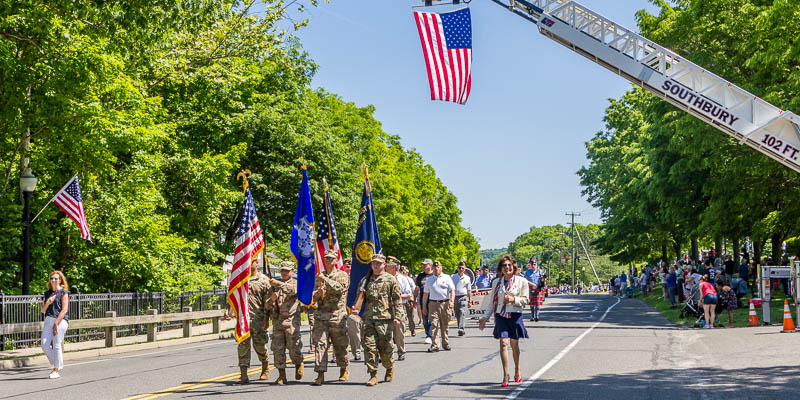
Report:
479,275,530,317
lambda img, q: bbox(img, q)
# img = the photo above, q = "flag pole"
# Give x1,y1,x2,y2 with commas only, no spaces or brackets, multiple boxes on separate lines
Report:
31,175,77,224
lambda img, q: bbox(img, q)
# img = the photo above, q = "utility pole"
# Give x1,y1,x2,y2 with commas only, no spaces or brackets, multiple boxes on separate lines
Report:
566,212,580,293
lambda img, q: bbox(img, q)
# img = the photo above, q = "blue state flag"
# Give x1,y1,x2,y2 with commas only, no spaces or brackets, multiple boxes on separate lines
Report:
346,170,382,309
290,165,317,306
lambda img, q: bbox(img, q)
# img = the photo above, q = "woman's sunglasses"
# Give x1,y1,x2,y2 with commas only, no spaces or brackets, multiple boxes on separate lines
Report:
501,263,512,267
50,277,60,281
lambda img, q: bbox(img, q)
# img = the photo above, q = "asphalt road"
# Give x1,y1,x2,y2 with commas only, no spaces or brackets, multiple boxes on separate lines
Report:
2,295,798,399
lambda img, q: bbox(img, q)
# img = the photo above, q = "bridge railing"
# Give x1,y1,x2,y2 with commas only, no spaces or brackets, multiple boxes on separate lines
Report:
0,306,226,349
0,288,228,351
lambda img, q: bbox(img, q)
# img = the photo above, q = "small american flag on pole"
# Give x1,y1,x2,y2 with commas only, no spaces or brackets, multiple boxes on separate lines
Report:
53,176,91,241
414,7,473,105
315,184,343,271
227,187,264,343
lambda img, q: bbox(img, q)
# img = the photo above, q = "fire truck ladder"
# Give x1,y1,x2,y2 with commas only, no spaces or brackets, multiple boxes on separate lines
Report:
491,0,800,173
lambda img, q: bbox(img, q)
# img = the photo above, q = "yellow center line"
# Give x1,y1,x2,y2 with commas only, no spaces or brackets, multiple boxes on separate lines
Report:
125,329,415,400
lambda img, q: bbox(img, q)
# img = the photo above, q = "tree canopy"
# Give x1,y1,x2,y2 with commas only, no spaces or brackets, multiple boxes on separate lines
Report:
579,0,800,265
0,0,479,295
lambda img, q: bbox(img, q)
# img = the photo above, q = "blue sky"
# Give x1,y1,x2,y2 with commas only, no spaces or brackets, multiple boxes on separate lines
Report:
261,0,661,249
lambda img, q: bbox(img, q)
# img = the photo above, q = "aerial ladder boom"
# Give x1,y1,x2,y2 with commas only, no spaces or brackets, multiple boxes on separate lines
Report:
490,0,800,173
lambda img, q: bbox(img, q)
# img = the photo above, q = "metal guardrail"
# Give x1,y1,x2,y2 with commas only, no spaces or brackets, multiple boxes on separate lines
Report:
0,306,225,348
0,288,228,350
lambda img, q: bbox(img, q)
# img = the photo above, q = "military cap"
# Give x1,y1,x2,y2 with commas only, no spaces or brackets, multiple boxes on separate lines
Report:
433,260,441,267
279,261,294,271
324,249,338,259
422,258,433,265
343,257,352,264
458,261,466,267
386,256,400,265
371,253,386,263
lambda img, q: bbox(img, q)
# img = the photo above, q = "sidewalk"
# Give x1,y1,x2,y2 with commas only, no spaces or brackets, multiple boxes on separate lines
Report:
0,320,237,370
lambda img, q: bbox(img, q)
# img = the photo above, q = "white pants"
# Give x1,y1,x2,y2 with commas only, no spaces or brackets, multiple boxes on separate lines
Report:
42,316,68,370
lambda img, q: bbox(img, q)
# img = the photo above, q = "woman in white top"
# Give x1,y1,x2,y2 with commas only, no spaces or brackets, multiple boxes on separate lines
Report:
478,255,530,387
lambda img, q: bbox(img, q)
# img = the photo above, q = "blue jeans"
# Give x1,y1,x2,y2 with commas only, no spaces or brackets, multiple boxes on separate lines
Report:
422,299,432,337
667,286,677,304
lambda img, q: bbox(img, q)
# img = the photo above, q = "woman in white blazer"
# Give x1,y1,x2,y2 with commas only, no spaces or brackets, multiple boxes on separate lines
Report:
478,255,530,387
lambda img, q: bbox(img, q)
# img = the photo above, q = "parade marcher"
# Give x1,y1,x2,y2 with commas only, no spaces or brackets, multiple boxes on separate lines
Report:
451,261,472,336
305,305,316,354
351,253,405,386
478,255,530,387
310,250,351,385
523,257,544,322
476,265,494,289
224,259,271,384
342,257,363,361
386,256,413,361
400,265,417,336
41,270,70,379
414,259,434,344
423,260,455,352
268,261,304,385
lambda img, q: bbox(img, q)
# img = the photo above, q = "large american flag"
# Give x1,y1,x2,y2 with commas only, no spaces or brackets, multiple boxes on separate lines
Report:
53,176,91,241
315,185,343,270
414,7,473,105
227,188,264,343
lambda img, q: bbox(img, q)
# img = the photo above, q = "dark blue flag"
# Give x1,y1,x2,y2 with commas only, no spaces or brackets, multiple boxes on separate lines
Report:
346,170,382,309
291,165,317,306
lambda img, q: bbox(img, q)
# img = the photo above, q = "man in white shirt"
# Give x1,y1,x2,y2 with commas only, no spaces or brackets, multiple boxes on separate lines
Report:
399,265,417,336
386,256,413,361
451,262,472,336
423,260,455,352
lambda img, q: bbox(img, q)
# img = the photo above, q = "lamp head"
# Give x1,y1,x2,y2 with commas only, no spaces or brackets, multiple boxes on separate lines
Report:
19,168,37,193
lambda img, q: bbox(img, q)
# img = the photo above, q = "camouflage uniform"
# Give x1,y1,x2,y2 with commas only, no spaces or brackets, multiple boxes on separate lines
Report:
311,267,350,372
268,274,303,371
237,271,271,368
358,270,405,376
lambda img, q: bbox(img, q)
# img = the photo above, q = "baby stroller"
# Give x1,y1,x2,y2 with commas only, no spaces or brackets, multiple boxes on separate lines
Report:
679,284,703,326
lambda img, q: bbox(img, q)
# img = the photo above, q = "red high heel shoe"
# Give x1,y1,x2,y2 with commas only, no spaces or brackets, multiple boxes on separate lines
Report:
501,374,510,387
514,375,522,383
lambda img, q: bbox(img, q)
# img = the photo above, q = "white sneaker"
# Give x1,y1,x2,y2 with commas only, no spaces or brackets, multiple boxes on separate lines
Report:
49,372,61,379
425,337,432,345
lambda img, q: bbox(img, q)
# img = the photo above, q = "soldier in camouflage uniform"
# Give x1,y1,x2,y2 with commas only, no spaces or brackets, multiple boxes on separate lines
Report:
310,250,351,385
351,253,405,387
268,261,304,385
343,257,363,361
224,259,271,384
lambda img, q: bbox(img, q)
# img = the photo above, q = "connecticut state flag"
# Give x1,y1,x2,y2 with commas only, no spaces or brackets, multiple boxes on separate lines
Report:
346,167,382,309
291,165,317,306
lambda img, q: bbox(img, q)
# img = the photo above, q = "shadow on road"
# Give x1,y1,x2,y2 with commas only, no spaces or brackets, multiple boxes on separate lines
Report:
455,364,800,399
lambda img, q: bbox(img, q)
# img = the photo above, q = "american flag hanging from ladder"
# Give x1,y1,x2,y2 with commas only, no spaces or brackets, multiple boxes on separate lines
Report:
227,187,264,343
414,7,473,105
53,176,91,241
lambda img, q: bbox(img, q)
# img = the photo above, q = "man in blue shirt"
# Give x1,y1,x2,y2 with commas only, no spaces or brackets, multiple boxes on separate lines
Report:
475,265,493,290
619,270,628,298
524,258,544,322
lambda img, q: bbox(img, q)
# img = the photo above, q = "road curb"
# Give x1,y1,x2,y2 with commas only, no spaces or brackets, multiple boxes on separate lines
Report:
0,330,235,371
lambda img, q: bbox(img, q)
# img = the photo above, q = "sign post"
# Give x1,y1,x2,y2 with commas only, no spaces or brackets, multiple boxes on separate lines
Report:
759,265,792,325
795,261,800,329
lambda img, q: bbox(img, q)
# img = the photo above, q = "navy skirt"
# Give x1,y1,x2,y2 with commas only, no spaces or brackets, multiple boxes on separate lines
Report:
493,312,529,340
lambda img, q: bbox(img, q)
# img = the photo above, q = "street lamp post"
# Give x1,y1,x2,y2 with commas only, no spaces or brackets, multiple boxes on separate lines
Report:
19,168,37,295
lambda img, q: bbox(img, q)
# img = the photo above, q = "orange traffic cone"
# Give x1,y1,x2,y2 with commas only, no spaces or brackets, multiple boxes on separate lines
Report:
781,299,795,333
748,299,759,326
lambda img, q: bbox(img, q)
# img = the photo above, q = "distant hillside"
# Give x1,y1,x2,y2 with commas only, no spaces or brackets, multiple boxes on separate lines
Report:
480,248,507,266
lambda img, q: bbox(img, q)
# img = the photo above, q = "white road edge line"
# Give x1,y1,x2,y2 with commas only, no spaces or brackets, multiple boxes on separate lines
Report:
506,295,622,400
